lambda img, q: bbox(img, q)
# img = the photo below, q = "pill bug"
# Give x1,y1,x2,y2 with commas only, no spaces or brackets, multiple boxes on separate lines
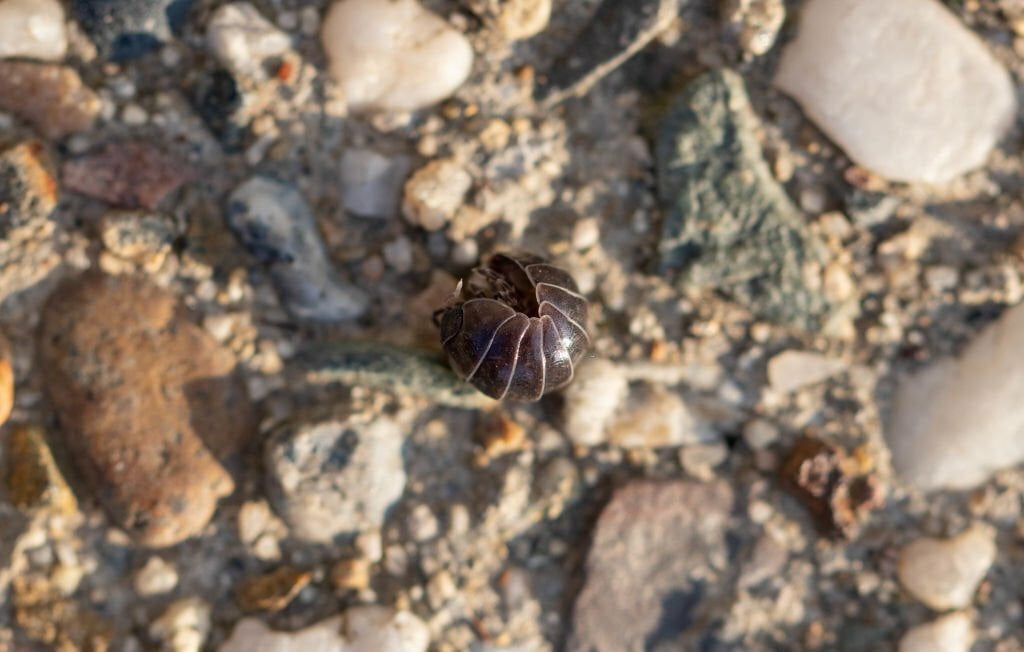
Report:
436,252,590,401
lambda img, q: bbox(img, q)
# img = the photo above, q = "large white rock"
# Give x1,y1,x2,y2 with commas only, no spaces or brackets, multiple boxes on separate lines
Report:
899,612,973,652
0,0,66,61
321,0,474,113
887,301,1024,490
775,0,1015,184
897,524,996,611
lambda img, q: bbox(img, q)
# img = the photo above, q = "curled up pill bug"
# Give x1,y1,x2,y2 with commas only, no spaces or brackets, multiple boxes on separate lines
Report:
435,252,590,401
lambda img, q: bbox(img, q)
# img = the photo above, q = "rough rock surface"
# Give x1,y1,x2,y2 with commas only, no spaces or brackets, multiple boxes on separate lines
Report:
568,480,733,651
264,407,408,543
36,272,254,546
775,0,1015,183
656,69,832,331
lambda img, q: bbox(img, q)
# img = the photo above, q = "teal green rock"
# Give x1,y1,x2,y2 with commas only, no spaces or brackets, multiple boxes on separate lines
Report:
656,69,832,332
294,340,494,409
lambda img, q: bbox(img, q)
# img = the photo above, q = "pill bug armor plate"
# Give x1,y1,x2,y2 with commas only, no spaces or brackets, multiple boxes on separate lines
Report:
437,252,590,401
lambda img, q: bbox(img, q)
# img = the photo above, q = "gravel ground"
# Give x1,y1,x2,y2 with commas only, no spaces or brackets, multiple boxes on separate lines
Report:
1,0,1024,650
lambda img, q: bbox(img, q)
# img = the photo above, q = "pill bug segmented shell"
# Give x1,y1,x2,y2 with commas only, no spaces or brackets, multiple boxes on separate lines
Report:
437,252,590,401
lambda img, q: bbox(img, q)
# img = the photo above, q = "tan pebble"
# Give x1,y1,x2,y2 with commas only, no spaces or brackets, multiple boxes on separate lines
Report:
497,0,551,40
0,61,100,139
236,566,312,612
330,557,371,590
898,523,995,610
4,424,77,515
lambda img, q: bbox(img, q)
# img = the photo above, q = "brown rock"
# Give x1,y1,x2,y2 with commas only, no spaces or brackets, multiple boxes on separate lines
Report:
569,480,734,651
0,61,100,139
4,424,77,515
779,436,884,538
62,141,192,210
0,140,58,240
236,566,312,611
0,329,12,428
37,272,254,547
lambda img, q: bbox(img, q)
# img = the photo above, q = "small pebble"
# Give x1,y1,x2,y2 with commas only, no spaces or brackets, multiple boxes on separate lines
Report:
402,158,473,231
679,443,728,481
898,523,996,611
742,418,779,450
406,504,439,542
767,350,845,394
330,558,371,591
571,218,600,251
99,211,175,272
207,3,291,79
321,0,473,112
236,566,312,612
721,0,785,56
134,557,179,596
149,597,210,652
3,424,77,515
0,0,67,61
339,149,412,218
450,238,478,267
383,237,414,274
0,61,101,138
497,0,552,40
226,176,369,322
562,358,629,446
62,141,191,210
899,611,973,652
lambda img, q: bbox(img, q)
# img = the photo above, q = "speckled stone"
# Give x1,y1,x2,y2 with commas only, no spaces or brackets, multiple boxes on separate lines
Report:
37,272,254,547
0,140,57,241
569,480,734,651
0,62,100,139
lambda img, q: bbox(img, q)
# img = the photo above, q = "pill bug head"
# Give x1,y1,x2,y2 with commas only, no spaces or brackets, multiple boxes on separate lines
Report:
437,252,590,401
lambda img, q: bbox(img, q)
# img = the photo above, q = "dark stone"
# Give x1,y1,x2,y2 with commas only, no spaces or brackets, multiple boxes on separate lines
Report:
190,68,248,151
72,0,194,61
655,69,833,332
538,0,687,103
568,480,733,651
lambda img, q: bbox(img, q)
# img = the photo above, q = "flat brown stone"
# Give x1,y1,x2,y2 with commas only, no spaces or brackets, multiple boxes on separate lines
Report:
61,141,192,210
37,272,254,547
0,61,100,139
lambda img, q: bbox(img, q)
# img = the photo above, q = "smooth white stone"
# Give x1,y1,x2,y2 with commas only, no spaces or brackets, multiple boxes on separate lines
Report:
897,524,996,611
321,0,474,112
775,0,1015,184
562,358,629,447
899,612,973,652
0,0,67,61
207,2,292,79
766,350,845,394
888,301,1024,490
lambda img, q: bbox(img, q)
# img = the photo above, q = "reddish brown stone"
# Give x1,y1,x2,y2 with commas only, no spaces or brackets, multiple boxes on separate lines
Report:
37,272,254,547
61,141,192,210
779,436,884,538
0,61,100,139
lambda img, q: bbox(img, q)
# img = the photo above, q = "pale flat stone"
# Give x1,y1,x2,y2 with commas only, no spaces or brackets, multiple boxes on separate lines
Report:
218,608,428,652
897,524,996,611
899,612,973,652
887,301,1024,490
0,0,67,61
767,350,845,394
321,0,473,113
775,0,1015,184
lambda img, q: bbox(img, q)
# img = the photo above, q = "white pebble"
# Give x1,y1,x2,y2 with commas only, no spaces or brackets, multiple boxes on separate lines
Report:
207,2,292,79
382,237,414,273
571,218,600,251
0,0,67,61
150,598,211,652
219,608,429,652
888,300,1024,489
497,0,552,41
320,0,474,112
402,158,472,231
742,418,779,450
562,358,629,446
767,350,845,394
775,0,1015,184
450,238,478,267
899,612,973,652
406,503,439,541
134,556,179,596
897,524,996,611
